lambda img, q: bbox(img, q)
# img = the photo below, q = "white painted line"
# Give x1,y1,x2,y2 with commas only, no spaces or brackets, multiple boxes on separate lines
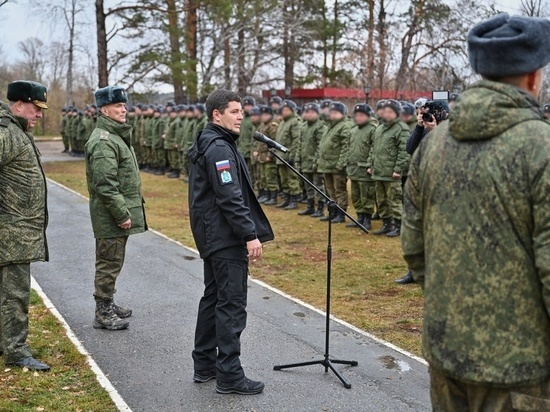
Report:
46,177,427,366
31,277,132,412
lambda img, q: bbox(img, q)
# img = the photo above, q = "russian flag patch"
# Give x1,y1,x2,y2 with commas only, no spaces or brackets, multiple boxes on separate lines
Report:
216,160,231,171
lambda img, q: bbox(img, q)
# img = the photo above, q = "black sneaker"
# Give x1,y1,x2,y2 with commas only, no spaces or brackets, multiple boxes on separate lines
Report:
216,377,265,395
193,370,216,383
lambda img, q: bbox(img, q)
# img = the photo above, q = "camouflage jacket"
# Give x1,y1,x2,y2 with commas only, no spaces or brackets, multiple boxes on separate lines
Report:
402,80,550,386
316,117,351,174
85,114,147,239
366,119,410,181
143,116,156,146
275,114,301,164
190,115,208,147
237,114,254,159
255,119,278,163
153,117,169,149
347,118,379,181
299,118,327,173
0,101,48,265
164,117,180,149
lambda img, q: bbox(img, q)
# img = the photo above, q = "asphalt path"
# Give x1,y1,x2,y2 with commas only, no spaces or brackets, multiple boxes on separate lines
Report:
33,142,431,411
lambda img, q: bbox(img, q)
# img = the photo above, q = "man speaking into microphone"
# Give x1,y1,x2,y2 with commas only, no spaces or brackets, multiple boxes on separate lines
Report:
188,89,274,395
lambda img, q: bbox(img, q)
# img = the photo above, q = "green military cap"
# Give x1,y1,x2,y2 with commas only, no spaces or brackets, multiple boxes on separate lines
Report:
7,80,48,109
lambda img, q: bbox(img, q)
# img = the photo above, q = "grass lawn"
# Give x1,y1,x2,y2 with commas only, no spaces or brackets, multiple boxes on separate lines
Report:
0,291,117,412
43,160,424,356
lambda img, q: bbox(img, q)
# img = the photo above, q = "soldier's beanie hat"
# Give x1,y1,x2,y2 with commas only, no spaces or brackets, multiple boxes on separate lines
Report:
177,104,187,112
304,102,320,113
383,99,402,115
544,103,550,113
187,104,196,112
269,95,282,105
128,106,136,113
195,103,206,113
250,106,261,116
243,96,256,106
321,99,333,109
259,105,273,115
7,80,48,109
61,107,67,112
353,103,374,117
95,85,128,108
166,101,175,107
375,99,386,110
329,101,347,115
468,13,550,77
400,101,415,116
282,99,298,112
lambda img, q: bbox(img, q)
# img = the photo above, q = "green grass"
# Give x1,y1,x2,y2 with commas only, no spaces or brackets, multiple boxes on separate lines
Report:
43,160,424,355
0,291,118,412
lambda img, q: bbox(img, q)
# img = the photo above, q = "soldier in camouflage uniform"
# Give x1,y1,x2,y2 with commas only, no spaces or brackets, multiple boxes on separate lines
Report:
269,96,283,123
164,105,183,178
68,107,79,155
346,103,378,230
255,105,279,205
249,106,262,195
142,105,155,172
179,105,197,179
0,81,50,371
85,86,147,331
275,100,302,210
366,99,410,236
191,103,208,145
151,108,169,175
317,101,351,223
402,14,550,410
60,107,69,153
297,103,327,217
319,99,332,124
400,102,417,132
237,96,256,179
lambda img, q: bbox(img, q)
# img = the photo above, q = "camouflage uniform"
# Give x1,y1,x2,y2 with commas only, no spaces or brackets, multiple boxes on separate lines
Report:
238,113,255,174
60,113,69,150
152,114,168,171
164,116,181,174
299,117,327,206
0,101,48,363
402,80,550,409
275,113,302,198
180,114,197,176
256,118,279,194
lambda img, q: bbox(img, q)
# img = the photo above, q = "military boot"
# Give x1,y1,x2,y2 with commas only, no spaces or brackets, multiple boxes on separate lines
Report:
372,212,380,220
346,213,365,228
298,199,315,215
284,195,298,210
111,301,132,318
153,167,165,176
363,213,372,231
374,218,393,235
276,194,290,208
310,201,325,218
331,209,346,224
167,170,180,179
386,220,401,237
320,208,336,222
94,299,129,330
257,189,269,203
264,191,278,206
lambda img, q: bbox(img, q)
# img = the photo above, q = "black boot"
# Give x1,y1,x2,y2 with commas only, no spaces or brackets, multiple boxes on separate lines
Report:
331,209,346,224
363,213,372,231
374,218,393,235
300,190,309,204
298,199,315,215
153,167,165,176
93,299,129,330
265,191,278,206
319,208,335,222
372,212,380,220
395,271,415,285
167,170,180,179
284,195,298,210
346,213,364,228
276,193,290,208
257,189,269,203
386,220,401,237
310,201,325,218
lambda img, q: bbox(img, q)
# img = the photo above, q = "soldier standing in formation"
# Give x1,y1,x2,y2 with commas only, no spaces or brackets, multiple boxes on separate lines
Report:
255,105,279,206
0,80,50,371
85,86,147,331
402,13,550,409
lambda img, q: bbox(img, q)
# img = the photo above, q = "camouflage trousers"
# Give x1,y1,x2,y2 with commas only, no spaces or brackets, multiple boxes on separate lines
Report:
324,173,348,209
375,180,402,220
350,179,376,214
180,150,190,176
430,367,550,411
61,132,70,150
0,263,32,363
142,146,153,165
153,148,166,169
166,149,180,171
94,237,128,300
278,165,301,196
303,172,326,202
261,163,279,191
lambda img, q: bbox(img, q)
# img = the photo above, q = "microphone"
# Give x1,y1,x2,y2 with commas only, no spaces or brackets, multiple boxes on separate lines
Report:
252,131,289,153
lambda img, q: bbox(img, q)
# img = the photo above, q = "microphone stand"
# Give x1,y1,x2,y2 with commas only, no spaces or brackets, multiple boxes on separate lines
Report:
268,148,368,389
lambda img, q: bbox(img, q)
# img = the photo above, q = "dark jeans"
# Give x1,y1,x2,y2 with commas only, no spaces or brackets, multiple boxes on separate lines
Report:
192,246,249,382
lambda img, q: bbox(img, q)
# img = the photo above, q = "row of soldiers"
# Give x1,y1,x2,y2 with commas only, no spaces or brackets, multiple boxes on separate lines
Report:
60,105,98,157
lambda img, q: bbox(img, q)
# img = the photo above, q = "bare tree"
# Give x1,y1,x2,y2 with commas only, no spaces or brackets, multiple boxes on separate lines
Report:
0,1,8,7
18,37,46,81
521,0,547,16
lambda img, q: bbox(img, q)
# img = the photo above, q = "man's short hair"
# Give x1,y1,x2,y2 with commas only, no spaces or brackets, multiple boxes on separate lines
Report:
205,89,241,121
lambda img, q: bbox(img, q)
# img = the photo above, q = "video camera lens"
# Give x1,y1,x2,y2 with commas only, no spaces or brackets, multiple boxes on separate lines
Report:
422,112,434,123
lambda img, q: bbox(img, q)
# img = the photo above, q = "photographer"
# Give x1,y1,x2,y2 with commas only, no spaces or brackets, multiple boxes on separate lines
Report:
406,100,449,155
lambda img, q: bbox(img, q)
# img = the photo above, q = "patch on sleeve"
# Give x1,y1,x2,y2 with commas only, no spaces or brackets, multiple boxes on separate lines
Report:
215,160,233,185
99,130,110,141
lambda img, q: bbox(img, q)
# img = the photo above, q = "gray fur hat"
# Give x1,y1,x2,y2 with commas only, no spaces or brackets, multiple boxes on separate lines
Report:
95,86,128,108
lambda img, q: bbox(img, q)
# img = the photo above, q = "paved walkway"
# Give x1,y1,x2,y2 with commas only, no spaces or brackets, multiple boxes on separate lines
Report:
33,143,431,411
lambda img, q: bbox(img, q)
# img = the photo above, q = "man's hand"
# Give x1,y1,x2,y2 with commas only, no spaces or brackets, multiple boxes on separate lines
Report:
417,113,424,126
253,151,259,157
247,239,263,258
119,219,132,230
392,172,401,179
424,119,437,131
367,168,373,175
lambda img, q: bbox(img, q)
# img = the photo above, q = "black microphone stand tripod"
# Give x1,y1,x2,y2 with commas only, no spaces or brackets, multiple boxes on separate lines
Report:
268,148,369,389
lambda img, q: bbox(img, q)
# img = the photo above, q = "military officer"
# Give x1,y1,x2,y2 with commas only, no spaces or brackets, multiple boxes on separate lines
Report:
60,107,69,153
402,13,550,410
0,80,50,371
85,86,147,331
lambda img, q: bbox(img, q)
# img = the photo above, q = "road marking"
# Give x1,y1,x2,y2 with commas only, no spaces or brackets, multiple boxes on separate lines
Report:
31,277,132,412
47,177,427,367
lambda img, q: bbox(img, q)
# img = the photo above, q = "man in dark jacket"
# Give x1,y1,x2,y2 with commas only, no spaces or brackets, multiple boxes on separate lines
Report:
0,81,50,371
188,89,274,395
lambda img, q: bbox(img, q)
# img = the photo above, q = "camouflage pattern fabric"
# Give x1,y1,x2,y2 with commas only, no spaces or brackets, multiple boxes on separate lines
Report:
256,120,279,191
237,114,254,159
94,237,128,300
375,180,402,219
302,172,325,202
324,173,348,209
350,180,376,214
346,118,378,182
298,118,327,174
402,80,550,387
366,118,410,181
316,117,351,174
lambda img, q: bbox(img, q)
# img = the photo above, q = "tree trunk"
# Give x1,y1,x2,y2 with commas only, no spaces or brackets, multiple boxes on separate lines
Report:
95,0,108,87
185,0,198,101
331,0,338,74
395,0,424,92
66,0,76,105
223,25,231,88
166,0,184,103
366,0,375,92
376,0,387,94
321,0,328,87
236,0,246,96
